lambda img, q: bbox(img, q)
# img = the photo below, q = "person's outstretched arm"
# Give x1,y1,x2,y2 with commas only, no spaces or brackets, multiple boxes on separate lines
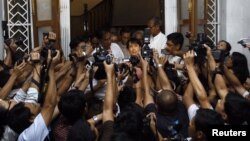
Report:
184,50,211,109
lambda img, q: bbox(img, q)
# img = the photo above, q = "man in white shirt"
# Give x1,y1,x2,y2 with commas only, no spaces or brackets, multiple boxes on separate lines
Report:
147,17,167,56
86,29,124,99
100,30,124,59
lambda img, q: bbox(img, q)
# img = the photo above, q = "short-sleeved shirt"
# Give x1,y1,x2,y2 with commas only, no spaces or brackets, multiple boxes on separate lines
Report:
18,113,49,141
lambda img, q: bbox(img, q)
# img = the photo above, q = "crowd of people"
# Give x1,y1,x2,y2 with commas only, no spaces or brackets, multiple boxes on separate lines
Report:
0,16,250,141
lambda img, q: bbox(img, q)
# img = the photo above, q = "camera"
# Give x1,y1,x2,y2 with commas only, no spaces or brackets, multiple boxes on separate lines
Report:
141,28,153,59
43,32,49,37
93,46,113,64
188,33,215,64
4,37,24,47
238,38,250,47
41,33,57,59
129,55,140,66
189,33,214,52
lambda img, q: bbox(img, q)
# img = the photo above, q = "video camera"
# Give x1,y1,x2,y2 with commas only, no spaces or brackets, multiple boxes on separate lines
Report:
93,46,113,64
238,38,250,47
141,28,153,60
4,37,24,47
122,55,140,66
188,33,214,54
188,33,219,64
41,32,57,59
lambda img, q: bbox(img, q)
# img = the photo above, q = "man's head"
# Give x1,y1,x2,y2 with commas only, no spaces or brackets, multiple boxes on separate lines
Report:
188,108,224,141
69,36,88,54
7,102,32,134
98,29,112,50
147,16,162,37
58,90,86,123
166,32,184,53
156,90,178,114
120,28,131,45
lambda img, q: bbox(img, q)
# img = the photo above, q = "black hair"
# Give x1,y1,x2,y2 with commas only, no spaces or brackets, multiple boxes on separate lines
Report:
231,52,249,84
126,38,142,49
58,90,86,124
118,86,136,110
224,91,250,125
219,40,231,55
194,108,224,139
114,103,144,141
149,16,162,27
7,102,32,134
120,27,131,35
95,27,111,40
167,32,184,49
67,118,95,141
110,132,133,141
69,35,89,50
156,90,178,114
0,106,8,139
87,98,103,118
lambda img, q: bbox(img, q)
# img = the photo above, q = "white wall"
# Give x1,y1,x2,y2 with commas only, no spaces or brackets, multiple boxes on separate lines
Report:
219,0,250,70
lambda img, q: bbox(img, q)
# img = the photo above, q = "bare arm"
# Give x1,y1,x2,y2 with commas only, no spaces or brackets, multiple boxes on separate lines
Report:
102,61,115,122
0,62,26,99
204,45,228,99
153,50,172,90
183,82,195,109
134,79,143,107
141,56,154,107
41,49,60,126
3,44,13,67
184,51,211,109
223,65,249,99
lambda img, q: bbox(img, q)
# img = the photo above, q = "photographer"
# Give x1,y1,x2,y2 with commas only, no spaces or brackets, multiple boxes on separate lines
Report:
164,32,187,92
142,50,189,140
216,40,231,57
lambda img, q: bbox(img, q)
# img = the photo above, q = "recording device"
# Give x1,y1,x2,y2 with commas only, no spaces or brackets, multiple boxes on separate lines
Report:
189,33,215,52
41,32,57,59
141,28,153,59
185,32,192,39
43,32,49,37
238,38,250,47
30,52,40,63
4,37,24,47
92,46,114,65
129,55,140,66
188,33,215,64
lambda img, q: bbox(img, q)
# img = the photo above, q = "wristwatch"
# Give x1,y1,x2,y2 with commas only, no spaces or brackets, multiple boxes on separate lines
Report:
92,115,98,123
157,64,163,68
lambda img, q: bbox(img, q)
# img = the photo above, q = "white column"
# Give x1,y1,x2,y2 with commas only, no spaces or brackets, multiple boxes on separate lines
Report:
60,0,71,59
164,0,178,36
0,0,4,59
